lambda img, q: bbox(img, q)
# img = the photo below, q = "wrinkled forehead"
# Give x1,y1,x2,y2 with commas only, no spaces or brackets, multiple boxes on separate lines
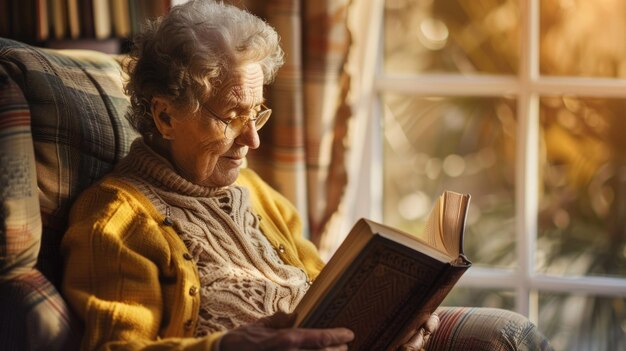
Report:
214,63,265,108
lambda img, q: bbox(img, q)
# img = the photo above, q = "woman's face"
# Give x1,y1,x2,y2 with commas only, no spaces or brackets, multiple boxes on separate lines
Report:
166,63,264,187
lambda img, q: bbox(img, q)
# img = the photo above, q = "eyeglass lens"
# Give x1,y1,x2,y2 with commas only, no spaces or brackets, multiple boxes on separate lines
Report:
223,108,271,139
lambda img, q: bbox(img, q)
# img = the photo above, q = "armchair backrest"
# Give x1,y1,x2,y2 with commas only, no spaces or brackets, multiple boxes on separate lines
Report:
0,38,137,350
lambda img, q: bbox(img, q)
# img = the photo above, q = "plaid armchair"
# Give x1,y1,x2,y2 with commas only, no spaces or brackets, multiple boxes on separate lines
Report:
0,38,553,351
0,37,136,350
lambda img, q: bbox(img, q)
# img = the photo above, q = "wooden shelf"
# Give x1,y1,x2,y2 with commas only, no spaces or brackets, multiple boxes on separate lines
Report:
45,38,130,55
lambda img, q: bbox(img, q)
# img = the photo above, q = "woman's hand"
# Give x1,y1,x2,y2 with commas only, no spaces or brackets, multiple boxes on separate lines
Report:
399,312,440,351
219,312,354,351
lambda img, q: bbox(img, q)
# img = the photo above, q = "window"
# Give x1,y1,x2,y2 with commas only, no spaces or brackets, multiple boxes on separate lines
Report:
359,0,626,349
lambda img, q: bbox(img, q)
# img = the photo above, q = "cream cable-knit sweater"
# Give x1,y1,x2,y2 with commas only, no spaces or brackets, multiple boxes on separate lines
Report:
113,139,310,336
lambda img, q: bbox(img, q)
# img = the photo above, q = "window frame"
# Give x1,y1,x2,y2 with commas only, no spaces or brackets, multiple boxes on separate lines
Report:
353,0,626,322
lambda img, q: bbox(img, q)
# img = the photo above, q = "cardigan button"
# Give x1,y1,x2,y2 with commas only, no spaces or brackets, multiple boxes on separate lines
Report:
183,253,193,261
184,319,194,330
189,285,198,296
278,244,286,254
163,217,174,226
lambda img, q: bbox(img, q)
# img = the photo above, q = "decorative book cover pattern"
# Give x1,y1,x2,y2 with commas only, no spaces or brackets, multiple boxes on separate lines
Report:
301,236,463,350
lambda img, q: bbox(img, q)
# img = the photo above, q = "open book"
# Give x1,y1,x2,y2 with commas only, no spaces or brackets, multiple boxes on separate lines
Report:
294,191,471,351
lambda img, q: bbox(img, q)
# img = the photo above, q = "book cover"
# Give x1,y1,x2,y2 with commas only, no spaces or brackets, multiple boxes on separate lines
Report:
294,191,471,351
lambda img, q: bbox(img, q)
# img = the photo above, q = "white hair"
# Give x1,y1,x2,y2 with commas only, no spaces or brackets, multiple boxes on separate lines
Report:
124,0,284,137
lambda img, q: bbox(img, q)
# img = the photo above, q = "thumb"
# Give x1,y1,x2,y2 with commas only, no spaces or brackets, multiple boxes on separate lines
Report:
257,311,297,329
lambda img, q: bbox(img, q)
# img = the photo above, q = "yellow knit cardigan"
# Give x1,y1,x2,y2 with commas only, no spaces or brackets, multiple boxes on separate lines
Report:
61,168,325,351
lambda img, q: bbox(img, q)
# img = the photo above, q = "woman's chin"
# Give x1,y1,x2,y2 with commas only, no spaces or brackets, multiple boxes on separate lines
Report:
198,168,241,188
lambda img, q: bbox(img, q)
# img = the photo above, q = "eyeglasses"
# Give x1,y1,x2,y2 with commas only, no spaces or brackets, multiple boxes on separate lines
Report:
202,103,272,139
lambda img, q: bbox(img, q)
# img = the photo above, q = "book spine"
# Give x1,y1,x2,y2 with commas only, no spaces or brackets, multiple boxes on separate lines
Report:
128,0,140,35
298,237,375,328
36,0,49,41
80,0,95,38
67,0,81,39
0,0,9,38
93,0,111,39
111,0,131,37
12,0,38,41
51,0,67,40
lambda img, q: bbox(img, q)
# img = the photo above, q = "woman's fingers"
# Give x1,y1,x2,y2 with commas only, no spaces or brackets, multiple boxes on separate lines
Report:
265,327,354,350
399,312,440,351
220,321,354,351
223,312,439,351
399,328,425,351
424,312,440,335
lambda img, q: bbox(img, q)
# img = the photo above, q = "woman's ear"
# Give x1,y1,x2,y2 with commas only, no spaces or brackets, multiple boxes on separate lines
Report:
152,97,175,140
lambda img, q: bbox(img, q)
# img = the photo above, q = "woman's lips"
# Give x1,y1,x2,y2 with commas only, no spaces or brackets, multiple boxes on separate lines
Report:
222,155,244,166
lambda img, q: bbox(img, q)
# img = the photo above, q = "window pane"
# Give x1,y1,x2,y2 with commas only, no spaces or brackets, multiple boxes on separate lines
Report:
442,287,515,310
383,0,519,75
382,95,517,268
539,292,626,351
538,97,626,278
540,0,626,78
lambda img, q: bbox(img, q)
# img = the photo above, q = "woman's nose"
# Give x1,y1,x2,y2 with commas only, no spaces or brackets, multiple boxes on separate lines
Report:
235,120,261,149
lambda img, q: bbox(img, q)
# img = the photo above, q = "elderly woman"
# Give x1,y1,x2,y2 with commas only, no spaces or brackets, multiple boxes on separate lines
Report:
61,1,552,351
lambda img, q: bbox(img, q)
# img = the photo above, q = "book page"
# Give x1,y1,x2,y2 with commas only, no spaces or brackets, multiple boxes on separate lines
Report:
421,191,470,257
